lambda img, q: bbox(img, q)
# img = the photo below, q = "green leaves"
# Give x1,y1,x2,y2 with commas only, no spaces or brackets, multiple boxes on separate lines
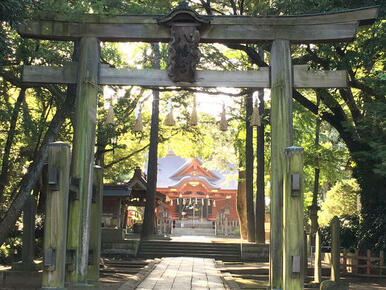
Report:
319,178,360,226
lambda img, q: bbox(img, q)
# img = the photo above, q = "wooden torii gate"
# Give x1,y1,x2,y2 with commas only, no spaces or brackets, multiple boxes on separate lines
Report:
19,3,378,289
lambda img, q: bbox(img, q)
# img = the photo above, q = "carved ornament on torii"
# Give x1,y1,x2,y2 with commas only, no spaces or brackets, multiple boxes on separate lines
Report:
157,1,210,83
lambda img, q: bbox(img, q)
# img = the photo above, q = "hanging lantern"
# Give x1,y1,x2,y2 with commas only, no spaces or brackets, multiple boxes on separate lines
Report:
219,103,227,131
183,198,186,205
189,96,198,126
213,200,216,207
134,104,143,132
164,99,176,126
106,100,115,125
251,99,261,127
195,198,198,205
176,198,180,205
170,199,173,206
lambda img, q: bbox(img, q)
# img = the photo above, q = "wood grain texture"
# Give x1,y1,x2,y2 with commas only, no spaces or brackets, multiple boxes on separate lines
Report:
66,36,99,284
42,142,70,289
270,39,293,290
23,65,347,88
87,166,103,281
18,7,378,43
283,147,304,290
34,7,378,25
18,20,358,43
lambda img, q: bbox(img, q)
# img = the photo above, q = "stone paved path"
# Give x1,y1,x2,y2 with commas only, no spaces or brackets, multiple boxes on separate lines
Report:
135,257,226,290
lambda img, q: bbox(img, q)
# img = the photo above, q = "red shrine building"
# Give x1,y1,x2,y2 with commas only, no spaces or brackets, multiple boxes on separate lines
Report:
156,152,238,225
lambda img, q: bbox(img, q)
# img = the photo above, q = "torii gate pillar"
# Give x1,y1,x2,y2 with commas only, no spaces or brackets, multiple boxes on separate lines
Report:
270,39,303,289
66,36,100,284
270,39,293,289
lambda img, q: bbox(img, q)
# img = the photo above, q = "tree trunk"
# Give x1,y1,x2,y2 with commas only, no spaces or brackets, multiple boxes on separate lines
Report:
0,41,79,246
245,93,255,242
255,87,265,243
310,95,321,234
0,88,26,205
237,170,248,240
141,43,160,240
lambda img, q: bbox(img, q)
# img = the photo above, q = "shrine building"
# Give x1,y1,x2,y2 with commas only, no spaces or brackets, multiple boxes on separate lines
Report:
156,152,238,225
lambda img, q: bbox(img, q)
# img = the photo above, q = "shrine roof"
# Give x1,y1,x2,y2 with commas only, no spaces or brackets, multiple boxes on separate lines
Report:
156,152,237,190
103,184,131,197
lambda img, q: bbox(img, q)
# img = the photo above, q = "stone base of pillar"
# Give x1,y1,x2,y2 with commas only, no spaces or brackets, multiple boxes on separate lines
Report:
64,282,96,289
320,280,349,290
11,261,38,272
0,270,41,289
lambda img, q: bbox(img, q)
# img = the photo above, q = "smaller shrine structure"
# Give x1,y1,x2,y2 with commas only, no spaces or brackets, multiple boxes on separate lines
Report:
157,152,238,228
102,167,170,232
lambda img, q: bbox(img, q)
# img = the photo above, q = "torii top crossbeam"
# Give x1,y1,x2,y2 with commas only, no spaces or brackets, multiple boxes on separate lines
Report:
19,6,378,43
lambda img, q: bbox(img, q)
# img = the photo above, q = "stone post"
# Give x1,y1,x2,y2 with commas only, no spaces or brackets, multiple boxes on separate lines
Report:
320,216,348,290
66,36,100,284
87,166,103,282
314,229,322,283
283,146,304,290
307,234,312,266
42,142,70,289
304,231,308,272
270,39,293,290
331,216,340,282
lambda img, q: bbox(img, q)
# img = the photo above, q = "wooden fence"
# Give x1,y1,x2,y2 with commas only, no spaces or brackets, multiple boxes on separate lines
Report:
339,249,385,277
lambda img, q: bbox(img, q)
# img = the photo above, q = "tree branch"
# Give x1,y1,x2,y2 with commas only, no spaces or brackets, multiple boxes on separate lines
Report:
0,88,26,202
104,143,151,169
305,45,330,69
229,0,238,15
226,44,268,67
339,88,361,126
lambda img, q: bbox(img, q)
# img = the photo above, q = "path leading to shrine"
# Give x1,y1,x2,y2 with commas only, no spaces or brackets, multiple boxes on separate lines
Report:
131,257,225,290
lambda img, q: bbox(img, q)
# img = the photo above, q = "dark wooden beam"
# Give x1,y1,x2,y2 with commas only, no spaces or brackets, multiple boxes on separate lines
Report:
18,7,378,43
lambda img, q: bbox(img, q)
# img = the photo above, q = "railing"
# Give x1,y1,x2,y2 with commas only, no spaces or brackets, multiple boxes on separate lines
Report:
156,217,172,235
215,214,239,237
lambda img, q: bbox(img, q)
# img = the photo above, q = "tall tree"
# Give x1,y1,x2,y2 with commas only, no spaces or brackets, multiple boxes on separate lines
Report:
221,0,385,248
0,40,79,244
309,95,321,234
255,87,266,243
141,43,161,239
237,170,248,239
245,93,255,242
0,88,26,203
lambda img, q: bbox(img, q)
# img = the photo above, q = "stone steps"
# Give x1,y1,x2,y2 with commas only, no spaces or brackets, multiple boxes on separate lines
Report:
137,240,241,261
172,227,215,236
174,220,214,229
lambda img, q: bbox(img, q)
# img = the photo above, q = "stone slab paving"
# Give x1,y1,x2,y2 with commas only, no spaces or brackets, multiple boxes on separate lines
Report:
135,257,225,290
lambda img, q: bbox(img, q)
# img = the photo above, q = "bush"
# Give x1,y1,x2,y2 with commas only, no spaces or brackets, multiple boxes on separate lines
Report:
320,215,360,251
0,222,23,264
319,178,360,226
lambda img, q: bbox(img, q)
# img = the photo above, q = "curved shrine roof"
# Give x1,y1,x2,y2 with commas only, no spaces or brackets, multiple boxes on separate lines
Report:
156,152,237,190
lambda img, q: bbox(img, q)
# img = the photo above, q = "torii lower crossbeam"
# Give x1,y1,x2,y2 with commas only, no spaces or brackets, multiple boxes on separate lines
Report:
22,65,347,88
